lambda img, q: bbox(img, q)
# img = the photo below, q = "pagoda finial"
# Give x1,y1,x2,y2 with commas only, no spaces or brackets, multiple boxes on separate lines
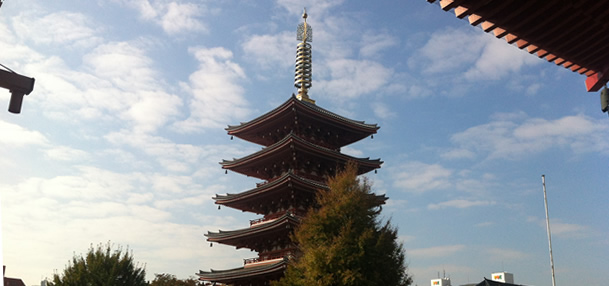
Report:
295,8,315,104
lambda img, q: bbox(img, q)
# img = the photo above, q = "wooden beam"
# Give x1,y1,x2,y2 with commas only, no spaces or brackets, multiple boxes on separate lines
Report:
537,49,549,57
493,27,508,38
468,14,483,26
527,45,540,54
505,33,519,44
439,0,457,11
480,21,496,32
454,6,470,18
515,39,529,49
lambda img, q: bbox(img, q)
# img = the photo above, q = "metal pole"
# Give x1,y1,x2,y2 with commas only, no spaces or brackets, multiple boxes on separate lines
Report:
542,175,556,286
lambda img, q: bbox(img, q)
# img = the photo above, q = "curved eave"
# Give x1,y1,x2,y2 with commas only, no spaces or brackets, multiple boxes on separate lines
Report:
226,95,379,144
205,213,299,245
198,259,287,281
221,133,382,179
214,171,328,205
371,193,389,206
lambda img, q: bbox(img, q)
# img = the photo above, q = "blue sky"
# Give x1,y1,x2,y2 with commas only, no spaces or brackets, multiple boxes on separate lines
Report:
0,1,607,285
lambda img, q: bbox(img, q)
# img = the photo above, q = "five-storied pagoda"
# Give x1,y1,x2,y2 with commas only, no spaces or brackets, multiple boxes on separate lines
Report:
198,10,384,286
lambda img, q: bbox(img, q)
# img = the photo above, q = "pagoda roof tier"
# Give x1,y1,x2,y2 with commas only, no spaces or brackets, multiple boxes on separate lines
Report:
226,95,379,148
198,259,287,286
221,133,382,181
214,170,328,214
206,212,299,251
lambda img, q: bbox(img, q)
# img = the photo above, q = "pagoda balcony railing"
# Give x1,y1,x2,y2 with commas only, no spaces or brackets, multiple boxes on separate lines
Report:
250,217,278,227
256,175,282,187
250,209,298,227
243,256,285,267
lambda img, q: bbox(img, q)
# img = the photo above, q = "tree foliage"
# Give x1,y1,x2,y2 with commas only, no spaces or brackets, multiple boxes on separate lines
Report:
150,273,199,286
273,163,413,286
50,242,147,286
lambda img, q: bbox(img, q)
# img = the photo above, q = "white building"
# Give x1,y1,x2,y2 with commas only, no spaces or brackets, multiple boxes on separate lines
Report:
491,272,514,284
431,277,452,286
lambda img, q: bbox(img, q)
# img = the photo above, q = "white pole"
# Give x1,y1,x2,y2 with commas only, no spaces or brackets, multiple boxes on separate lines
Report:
542,175,556,286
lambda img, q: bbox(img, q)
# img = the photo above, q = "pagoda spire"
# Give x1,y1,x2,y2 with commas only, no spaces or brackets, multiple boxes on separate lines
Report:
295,8,315,104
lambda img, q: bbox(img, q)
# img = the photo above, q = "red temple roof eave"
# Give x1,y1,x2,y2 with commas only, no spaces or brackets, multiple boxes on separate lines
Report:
206,214,299,243
214,171,327,204
221,133,382,172
198,260,287,282
226,95,379,135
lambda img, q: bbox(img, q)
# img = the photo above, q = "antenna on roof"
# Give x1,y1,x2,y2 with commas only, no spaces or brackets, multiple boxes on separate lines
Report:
294,8,315,104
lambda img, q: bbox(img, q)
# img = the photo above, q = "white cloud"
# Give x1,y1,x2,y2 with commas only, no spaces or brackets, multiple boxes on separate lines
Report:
485,247,530,261
36,166,140,200
551,221,589,236
441,148,476,160
412,27,539,81
406,84,434,99
447,114,609,160
464,34,540,80
242,32,294,70
0,120,48,146
12,11,102,48
25,41,182,133
105,130,251,175
83,42,157,92
0,163,239,281
161,2,208,34
45,146,89,161
372,102,396,119
529,216,590,238
409,244,465,258
398,235,415,244
392,162,453,193
427,199,496,210
275,0,345,17
475,221,495,227
316,59,392,99
360,32,398,58
414,27,486,75
113,0,207,35
150,174,197,194
115,0,158,20
174,47,251,133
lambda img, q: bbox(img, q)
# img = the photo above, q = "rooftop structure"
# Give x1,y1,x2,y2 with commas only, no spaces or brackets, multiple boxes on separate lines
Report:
3,266,26,286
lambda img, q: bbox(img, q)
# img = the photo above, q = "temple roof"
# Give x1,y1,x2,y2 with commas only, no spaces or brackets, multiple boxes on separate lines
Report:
198,259,287,285
221,133,382,180
214,170,327,213
425,0,609,91
226,95,379,147
475,278,527,286
206,212,299,249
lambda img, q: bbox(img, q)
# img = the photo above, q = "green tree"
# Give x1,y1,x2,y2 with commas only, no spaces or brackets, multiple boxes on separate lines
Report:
50,242,147,286
273,163,413,286
150,273,199,286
